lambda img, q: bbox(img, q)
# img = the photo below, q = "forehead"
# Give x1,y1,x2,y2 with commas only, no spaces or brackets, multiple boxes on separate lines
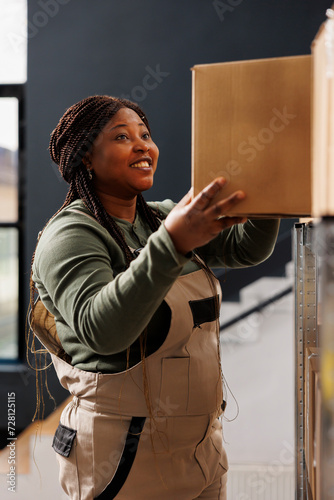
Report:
103,107,144,132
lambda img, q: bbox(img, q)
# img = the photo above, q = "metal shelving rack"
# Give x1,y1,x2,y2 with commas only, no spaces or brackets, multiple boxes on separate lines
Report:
294,218,334,499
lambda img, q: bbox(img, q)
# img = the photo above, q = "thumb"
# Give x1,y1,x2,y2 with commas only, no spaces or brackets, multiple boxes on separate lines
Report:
177,187,193,207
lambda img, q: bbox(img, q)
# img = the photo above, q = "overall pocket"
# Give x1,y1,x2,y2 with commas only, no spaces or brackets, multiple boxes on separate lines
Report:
195,417,228,486
52,422,76,457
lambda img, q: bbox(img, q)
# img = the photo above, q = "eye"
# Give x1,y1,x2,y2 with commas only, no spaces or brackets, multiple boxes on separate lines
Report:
142,132,150,139
116,133,128,140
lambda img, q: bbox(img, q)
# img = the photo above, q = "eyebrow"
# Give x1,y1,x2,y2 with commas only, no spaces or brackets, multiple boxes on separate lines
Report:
109,123,145,131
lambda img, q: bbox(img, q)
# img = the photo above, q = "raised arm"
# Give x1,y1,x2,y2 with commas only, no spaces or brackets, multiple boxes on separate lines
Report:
33,213,190,356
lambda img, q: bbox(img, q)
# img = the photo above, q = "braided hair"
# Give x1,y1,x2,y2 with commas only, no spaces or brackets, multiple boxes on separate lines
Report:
30,95,162,321
27,96,163,421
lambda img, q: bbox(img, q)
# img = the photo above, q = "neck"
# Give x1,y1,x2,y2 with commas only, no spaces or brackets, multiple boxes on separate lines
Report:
96,191,138,223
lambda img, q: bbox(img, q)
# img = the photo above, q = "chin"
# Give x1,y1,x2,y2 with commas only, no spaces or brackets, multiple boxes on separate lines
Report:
137,181,154,193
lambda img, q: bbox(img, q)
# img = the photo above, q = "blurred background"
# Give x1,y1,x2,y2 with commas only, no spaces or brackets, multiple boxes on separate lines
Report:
0,0,331,498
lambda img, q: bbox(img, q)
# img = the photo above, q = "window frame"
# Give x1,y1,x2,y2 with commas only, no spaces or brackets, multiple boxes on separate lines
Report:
0,84,25,363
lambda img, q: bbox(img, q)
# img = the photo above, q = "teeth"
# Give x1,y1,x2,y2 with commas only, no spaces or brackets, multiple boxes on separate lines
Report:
130,161,150,168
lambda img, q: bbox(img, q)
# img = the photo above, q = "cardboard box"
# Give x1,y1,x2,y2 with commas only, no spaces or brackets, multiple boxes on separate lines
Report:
311,16,334,217
191,55,311,217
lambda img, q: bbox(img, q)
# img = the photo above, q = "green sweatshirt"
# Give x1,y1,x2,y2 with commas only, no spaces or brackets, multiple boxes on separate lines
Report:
32,199,280,373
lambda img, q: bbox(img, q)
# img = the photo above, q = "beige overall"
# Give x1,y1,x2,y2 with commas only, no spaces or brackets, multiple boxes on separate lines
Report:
35,266,228,499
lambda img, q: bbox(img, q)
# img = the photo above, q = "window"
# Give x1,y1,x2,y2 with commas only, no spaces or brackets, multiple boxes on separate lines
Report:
0,0,26,361
0,1,27,85
0,98,19,222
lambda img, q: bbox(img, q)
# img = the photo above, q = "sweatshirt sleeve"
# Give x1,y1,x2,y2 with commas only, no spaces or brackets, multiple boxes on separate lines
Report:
33,212,190,356
196,218,280,268
154,199,280,269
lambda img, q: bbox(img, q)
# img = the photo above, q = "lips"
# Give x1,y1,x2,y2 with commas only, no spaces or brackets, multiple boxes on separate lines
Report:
130,160,151,168
130,157,152,168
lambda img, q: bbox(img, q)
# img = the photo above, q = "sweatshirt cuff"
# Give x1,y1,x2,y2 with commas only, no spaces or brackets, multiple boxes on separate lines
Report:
158,222,192,265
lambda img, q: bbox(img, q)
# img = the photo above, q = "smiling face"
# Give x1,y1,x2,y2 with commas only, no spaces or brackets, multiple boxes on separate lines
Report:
87,107,159,200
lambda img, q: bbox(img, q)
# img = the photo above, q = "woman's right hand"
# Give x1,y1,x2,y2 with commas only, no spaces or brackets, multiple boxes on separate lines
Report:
164,177,247,255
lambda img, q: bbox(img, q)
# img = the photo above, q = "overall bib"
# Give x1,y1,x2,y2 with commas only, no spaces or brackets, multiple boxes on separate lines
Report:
36,265,228,499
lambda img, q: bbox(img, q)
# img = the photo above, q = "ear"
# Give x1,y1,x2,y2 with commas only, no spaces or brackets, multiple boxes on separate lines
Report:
82,152,92,168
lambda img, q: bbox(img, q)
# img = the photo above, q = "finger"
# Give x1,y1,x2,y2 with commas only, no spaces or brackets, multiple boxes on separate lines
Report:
191,177,226,211
209,190,246,219
215,216,247,231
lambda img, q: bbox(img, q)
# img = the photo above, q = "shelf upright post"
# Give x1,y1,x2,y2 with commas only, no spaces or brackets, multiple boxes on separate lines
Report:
295,223,306,499
294,222,317,499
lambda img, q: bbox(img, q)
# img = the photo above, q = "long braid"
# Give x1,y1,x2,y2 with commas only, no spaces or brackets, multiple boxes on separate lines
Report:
74,168,135,264
137,193,162,231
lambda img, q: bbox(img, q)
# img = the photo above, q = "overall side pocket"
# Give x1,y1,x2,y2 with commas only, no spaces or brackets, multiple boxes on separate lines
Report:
52,422,77,457
52,416,81,499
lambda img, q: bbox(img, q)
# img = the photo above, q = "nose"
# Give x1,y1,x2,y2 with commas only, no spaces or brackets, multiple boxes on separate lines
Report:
133,137,149,152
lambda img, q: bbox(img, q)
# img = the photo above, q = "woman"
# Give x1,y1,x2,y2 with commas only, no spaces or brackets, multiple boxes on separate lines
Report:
30,95,280,499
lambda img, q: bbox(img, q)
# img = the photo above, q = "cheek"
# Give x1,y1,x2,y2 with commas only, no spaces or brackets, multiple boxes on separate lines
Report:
92,148,109,166
152,144,159,163
94,148,124,171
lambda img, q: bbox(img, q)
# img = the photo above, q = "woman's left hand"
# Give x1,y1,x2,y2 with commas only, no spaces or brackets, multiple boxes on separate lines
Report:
164,177,247,255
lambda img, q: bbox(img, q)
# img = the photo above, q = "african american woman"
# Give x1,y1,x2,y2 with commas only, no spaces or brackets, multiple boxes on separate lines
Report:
29,95,280,499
